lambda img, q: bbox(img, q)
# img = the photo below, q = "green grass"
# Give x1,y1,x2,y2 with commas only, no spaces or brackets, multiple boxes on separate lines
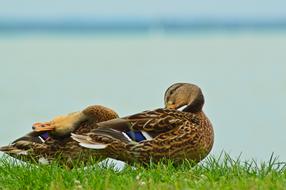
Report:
0,153,286,190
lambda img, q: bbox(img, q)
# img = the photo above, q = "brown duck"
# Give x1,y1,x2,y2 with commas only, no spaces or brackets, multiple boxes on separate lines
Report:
0,105,118,167
71,83,214,165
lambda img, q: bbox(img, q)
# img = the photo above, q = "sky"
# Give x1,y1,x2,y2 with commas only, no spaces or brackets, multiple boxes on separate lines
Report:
0,0,286,22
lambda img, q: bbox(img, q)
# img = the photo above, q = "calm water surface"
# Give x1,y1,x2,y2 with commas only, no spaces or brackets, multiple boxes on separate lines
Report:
0,31,285,162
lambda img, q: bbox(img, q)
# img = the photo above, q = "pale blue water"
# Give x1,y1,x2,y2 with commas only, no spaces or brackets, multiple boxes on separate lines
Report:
0,31,286,162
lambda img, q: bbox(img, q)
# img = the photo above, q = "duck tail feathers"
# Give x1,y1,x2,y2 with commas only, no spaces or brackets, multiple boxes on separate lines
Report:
0,145,28,155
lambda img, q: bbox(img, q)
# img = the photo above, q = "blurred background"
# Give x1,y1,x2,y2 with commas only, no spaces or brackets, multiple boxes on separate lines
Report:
0,0,286,162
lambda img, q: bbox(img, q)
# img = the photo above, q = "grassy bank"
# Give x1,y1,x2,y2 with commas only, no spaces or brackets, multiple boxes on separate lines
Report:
0,153,285,190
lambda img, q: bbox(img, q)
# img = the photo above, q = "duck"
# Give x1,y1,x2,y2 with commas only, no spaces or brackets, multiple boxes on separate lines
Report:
0,105,119,167
71,83,214,165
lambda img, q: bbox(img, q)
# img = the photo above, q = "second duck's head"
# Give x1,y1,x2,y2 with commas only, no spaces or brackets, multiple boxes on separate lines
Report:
32,112,84,137
32,105,119,137
164,83,205,113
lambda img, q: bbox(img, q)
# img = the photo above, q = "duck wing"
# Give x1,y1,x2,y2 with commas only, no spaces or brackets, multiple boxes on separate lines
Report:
71,108,195,148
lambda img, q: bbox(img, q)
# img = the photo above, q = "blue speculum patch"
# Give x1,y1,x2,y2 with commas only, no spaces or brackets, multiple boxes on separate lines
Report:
39,132,50,141
126,131,146,142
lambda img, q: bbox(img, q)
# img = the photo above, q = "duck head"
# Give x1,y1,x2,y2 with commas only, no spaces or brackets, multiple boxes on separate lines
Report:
32,105,119,137
32,112,84,137
164,83,205,113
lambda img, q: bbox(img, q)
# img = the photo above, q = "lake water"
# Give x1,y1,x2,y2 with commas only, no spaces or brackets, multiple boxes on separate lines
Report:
0,31,286,163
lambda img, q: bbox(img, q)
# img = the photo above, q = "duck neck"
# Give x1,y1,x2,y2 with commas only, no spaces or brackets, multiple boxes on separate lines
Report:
51,122,83,138
183,93,205,113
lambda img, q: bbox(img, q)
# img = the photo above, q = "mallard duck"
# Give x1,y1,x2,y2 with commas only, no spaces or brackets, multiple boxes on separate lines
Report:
0,105,119,167
71,83,214,165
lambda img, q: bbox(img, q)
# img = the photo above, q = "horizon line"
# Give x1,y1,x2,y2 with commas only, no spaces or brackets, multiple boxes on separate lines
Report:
1,20,286,32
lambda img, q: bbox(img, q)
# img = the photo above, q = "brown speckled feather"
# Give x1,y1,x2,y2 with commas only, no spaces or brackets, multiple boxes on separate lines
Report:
128,111,214,164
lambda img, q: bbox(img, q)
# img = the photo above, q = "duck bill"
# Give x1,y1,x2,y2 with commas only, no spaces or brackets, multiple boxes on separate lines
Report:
32,122,55,132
